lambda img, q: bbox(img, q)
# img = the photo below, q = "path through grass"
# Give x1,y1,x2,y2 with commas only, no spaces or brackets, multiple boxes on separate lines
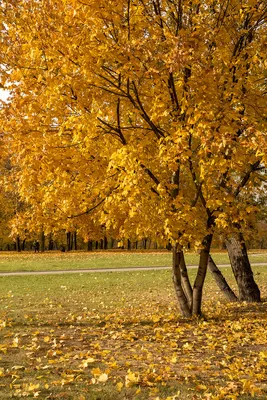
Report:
0,250,266,272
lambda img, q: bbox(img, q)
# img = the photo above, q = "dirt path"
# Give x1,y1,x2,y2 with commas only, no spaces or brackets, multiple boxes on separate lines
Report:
0,263,266,276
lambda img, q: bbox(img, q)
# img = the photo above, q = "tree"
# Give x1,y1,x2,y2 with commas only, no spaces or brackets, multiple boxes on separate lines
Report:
1,0,267,315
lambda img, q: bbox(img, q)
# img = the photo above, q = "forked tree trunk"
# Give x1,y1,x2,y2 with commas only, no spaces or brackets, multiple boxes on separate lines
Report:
172,245,191,317
225,233,261,302
208,255,238,302
192,234,213,315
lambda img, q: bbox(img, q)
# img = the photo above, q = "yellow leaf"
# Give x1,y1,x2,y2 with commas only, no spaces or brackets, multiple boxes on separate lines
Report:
125,370,140,387
98,373,108,383
117,382,123,392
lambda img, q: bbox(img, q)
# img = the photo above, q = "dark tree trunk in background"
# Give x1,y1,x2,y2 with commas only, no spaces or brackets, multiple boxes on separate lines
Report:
95,241,99,250
40,231,45,252
21,239,26,251
73,231,77,250
16,236,21,252
67,232,71,251
87,240,93,251
208,255,238,302
127,239,131,250
104,236,108,250
226,233,261,302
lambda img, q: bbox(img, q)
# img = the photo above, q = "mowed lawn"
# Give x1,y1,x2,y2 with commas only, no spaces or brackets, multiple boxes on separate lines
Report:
0,255,267,400
0,250,266,273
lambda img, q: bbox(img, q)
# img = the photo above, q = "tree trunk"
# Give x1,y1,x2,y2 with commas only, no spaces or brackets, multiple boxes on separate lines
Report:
87,240,93,251
40,231,45,252
66,232,71,251
192,234,213,316
95,241,99,250
226,233,261,302
172,245,191,317
104,236,108,250
48,233,54,250
73,231,77,250
208,255,238,302
16,236,21,252
177,247,193,306
21,239,26,251
127,239,131,250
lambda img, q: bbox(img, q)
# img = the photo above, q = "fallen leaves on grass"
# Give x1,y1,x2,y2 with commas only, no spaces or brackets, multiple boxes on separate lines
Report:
0,271,267,399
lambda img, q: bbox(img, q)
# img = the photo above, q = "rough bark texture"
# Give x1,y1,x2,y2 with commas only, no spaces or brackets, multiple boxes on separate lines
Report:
172,245,191,317
208,255,238,302
226,233,261,302
192,234,213,315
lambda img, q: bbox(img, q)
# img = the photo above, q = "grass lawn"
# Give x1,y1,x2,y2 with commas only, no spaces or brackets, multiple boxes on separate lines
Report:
0,250,266,273
0,260,267,399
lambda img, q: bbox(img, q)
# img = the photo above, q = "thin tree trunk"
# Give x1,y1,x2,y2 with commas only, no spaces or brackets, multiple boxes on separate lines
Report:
104,236,108,250
226,233,261,302
177,246,193,306
40,231,45,252
208,255,238,302
192,234,213,316
21,239,26,251
95,241,99,250
87,240,93,251
16,236,21,252
172,244,191,317
73,231,77,250
48,233,54,250
66,232,71,251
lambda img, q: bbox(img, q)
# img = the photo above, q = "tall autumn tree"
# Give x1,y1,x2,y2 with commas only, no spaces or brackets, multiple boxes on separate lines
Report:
1,0,266,315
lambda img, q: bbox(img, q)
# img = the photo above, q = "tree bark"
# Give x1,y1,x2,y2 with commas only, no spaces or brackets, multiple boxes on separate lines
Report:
208,255,238,302
178,247,193,306
172,245,191,317
192,234,213,316
87,240,93,251
225,233,261,302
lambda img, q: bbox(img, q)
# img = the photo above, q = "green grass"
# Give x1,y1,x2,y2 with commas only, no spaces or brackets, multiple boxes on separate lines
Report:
0,264,267,399
0,250,266,273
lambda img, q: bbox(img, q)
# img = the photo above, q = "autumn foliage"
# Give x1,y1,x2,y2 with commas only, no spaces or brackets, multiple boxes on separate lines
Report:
0,0,267,314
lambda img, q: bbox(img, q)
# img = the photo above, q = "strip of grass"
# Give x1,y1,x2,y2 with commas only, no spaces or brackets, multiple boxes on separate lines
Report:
0,266,266,399
0,250,266,272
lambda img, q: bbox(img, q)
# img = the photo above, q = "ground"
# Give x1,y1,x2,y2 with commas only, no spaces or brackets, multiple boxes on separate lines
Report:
0,251,266,399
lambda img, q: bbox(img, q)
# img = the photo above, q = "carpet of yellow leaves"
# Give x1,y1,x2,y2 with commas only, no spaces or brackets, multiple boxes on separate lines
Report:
0,270,266,399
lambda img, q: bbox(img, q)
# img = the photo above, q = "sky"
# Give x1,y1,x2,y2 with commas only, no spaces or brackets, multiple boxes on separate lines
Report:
0,88,9,102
